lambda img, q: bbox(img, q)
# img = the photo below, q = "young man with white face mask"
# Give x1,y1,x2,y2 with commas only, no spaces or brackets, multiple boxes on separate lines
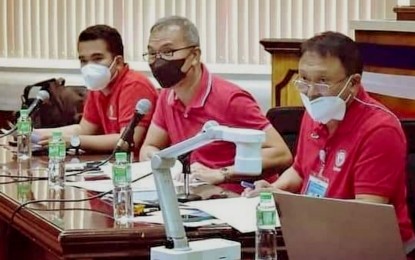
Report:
139,16,293,194
35,25,158,154
244,31,415,252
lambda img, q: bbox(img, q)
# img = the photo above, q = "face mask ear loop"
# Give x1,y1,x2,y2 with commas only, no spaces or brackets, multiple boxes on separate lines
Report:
337,75,354,103
108,56,119,82
109,56,119,70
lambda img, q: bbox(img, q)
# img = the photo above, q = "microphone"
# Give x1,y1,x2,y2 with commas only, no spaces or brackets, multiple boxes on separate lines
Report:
116,99,152,150
26,90,50,117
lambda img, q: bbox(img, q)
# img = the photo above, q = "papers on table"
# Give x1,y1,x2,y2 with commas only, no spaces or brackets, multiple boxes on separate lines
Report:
66,160,183,193
133,196,280,233
66,161,280,233
134,208,225,228
185,197,281,233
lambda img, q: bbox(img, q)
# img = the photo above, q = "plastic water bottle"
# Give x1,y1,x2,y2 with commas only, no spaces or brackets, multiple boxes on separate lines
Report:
48,131,66,188
256,192,278,260
112,152,133,225
17,109,32,178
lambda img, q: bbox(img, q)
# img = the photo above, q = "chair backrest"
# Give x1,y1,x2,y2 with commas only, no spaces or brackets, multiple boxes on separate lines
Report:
266,106,305,155
401,119,415,232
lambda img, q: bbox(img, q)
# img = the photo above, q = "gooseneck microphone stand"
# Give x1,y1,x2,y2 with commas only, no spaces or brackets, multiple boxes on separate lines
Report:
176,152,201,203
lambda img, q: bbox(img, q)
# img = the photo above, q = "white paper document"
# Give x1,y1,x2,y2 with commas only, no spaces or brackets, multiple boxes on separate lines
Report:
185,197,281,233
66,160,183,192
134,209,225,227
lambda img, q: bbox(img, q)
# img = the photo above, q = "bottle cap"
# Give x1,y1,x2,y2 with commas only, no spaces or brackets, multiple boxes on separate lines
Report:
115,152,128,162
20,109,29,117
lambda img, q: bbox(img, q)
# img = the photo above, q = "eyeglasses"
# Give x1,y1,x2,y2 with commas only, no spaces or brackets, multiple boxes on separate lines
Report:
292,76,348,95
142,45,196,62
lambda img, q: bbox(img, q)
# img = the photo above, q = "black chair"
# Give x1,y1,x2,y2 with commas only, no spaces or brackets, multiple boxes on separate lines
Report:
402,119,415,232
266,106,305,156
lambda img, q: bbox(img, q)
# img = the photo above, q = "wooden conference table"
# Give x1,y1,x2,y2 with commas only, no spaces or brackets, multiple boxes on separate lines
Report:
0,142,287,259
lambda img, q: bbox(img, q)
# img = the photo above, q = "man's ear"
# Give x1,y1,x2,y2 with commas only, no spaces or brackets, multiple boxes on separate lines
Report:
191,47,201,66
351,74,362,86
349,74,361,97
115,55,125,67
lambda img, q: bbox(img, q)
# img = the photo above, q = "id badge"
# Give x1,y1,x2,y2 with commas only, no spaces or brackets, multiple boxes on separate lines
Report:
304,175,328,198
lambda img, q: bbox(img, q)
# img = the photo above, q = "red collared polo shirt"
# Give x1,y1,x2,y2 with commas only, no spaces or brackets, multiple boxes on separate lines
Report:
293,86,414,242
152,64,274,193
83,65,158,134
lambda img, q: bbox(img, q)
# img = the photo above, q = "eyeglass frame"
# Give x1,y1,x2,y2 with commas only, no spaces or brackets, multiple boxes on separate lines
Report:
292,75,350,95
142,45,197,62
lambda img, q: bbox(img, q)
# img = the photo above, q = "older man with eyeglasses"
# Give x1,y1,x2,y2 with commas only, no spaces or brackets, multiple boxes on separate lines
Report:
244,31,415,254
139,15,292,194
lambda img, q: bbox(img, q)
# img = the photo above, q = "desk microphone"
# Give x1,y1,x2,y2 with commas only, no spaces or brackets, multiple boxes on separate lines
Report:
27,90,50,117
116,99,152,150
0,90,50,139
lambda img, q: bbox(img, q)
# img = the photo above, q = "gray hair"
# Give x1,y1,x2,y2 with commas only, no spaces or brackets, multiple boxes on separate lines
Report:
150,16,200,46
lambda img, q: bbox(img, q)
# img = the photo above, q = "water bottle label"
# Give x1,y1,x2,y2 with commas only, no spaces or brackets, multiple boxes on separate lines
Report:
113,166,130,185
49,143,59,158
257,209,277,227
18,121,31,134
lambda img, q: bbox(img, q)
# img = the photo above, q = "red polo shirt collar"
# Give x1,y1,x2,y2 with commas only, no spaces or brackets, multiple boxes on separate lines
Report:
167,64,213,110
104,64,129,95
310,85,371,139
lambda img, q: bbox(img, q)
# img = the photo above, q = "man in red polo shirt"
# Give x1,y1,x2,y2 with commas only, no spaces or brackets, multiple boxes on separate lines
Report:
139,16,292,194
244,31,415,252
35,25,158,154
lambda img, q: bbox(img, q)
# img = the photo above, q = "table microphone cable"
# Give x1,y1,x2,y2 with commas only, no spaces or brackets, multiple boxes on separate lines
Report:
6,170,154,234
0,148,117,184
0,126,17,139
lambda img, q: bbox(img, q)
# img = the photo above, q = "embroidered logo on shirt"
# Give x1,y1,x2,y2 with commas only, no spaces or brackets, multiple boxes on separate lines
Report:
107,104,117,121
333,150,346,172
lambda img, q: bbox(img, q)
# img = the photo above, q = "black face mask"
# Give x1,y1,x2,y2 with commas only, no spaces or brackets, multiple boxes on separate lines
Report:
150,58,187,88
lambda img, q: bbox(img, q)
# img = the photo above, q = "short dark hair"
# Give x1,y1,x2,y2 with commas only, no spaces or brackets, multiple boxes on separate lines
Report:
150,16,200,46
78,24,124,57
301,31,363,75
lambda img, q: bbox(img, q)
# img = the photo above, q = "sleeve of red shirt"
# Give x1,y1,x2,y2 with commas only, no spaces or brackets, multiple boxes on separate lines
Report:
152,90,168,131
224,91,270,130
117,81,158,129
354,126,407,198
82,92,101,126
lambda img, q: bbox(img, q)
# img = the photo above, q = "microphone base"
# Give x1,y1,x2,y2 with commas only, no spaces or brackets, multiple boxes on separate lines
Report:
177,193,202,203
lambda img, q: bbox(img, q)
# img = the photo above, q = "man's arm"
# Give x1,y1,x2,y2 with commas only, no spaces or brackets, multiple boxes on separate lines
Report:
35,118,148,152
190,126,293,184
139,123,170,161
355,194,389,204
75,125,147,152
261,126,293,170
35,117,98,143
271,166,303,192
242,166,303,197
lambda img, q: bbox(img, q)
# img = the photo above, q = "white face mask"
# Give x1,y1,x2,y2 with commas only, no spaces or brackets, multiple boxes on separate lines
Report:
300,77,352,124
81,58,117,91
